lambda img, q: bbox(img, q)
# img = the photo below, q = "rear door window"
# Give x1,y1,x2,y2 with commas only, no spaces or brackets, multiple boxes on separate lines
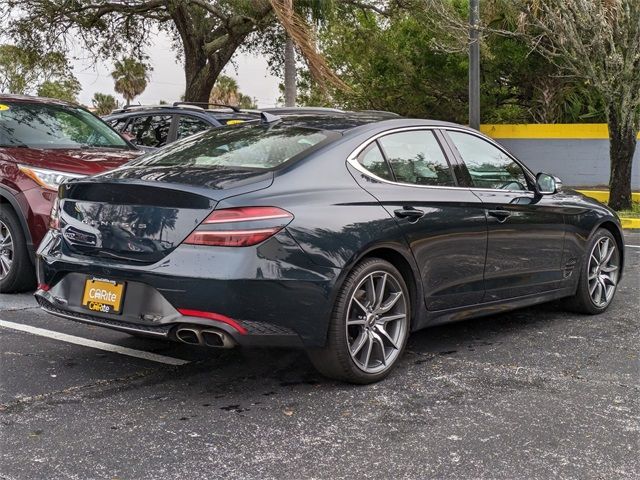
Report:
123,115,173,148
378,130,455,187
176,115,212,140
357,142,394,181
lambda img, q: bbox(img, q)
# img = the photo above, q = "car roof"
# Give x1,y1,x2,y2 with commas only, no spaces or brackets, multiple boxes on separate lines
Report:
104,104,258,124
0,93,78,108
272,113,462,133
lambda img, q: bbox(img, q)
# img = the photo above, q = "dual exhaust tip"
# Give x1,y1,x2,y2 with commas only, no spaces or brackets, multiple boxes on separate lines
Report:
174,326,235,349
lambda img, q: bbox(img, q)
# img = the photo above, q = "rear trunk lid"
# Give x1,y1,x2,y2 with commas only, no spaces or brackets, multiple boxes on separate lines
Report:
58,168,273,263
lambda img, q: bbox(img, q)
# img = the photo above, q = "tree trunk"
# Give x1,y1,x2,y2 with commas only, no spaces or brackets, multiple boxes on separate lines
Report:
184,60,216,103
607,106,636,211
284,36,296,107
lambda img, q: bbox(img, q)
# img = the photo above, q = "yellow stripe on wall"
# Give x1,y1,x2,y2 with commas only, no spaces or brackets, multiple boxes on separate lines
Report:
480,124,640,140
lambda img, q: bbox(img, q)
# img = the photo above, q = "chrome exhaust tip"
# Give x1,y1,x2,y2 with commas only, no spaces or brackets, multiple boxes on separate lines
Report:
175,328,201,345
174,326,235,348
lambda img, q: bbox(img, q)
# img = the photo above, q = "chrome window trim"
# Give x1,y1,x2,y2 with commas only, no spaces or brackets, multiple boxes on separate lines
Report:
346,126,466,191
346,125,536,194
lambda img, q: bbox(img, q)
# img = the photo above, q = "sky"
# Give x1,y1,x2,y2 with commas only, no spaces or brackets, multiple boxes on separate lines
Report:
71,31,281,108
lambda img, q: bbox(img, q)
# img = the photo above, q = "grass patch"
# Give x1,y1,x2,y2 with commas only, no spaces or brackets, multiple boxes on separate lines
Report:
614,201,640,218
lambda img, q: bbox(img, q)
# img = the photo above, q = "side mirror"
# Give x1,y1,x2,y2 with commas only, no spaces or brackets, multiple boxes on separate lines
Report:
536,172,558,195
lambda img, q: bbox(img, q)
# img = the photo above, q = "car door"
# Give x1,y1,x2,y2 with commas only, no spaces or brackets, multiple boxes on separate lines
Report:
443,129,566,301
349,128,487,311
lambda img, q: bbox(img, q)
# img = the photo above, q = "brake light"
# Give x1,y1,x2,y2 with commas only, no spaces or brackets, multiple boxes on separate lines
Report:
49,197,60,231
184,207,293,247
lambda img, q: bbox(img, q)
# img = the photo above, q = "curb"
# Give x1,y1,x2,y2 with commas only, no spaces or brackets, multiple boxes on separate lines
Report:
620,217,640,230
576,190,640,203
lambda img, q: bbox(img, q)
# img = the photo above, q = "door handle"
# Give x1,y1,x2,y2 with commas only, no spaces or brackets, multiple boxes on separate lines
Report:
488,209,511,222
394,207,425,222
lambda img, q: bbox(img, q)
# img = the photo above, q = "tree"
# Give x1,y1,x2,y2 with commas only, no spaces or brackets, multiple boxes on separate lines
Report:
2,0,350,103
92,93,119,115
37,79,81,103
209,75,257,108
111,57,151,107
0,44,79,96
521,0,640,210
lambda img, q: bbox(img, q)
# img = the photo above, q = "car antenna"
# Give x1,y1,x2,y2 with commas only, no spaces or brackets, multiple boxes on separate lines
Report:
260,112,282,124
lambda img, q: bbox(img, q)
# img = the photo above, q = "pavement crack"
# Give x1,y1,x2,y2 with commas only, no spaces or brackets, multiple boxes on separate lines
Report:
0,369,160,414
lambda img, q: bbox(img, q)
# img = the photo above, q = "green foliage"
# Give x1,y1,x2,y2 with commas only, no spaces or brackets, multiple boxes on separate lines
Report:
296,2,607,124
92,93,119,115
111,57,151,106
209,75,257,109
0,44,79,98
36,79,81,103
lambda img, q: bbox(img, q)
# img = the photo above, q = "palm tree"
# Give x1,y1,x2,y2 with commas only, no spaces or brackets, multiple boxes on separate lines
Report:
209,75,257,108
273,0,340,106
111,57,151,107
209,75,240,105
91,92,118,115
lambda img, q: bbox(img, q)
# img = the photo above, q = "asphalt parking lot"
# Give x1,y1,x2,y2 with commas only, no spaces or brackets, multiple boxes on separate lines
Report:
1,233,638,480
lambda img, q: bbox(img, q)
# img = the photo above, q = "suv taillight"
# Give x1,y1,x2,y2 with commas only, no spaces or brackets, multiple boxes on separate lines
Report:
49,197,60,231
183,206,294,247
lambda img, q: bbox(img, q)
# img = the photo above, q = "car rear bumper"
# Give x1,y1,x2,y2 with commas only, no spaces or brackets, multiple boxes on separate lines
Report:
36,230,341,347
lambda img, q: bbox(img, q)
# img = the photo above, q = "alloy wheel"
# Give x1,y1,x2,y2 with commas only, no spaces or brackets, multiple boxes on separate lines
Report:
0,220,14,280
346,270,408,374
588,236,619,308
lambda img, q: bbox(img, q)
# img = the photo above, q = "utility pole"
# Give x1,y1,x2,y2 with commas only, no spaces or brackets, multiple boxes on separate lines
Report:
469,0,480,130
283,0,296,107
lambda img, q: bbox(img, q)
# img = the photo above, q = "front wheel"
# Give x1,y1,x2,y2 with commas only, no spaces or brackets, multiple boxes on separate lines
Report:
565,228,621,314
308,258,411,384
0,207,36,293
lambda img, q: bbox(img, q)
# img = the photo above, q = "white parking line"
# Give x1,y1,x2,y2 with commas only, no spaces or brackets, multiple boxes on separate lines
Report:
626,245,640,249
0,319,189,366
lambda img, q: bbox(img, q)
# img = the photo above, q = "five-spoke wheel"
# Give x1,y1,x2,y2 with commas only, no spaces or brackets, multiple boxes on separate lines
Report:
565,228,621,314
308,257,410,383
587,235,619,308
346,271,407,374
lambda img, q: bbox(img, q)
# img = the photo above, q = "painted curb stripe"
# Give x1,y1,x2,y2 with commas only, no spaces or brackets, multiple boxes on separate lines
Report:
0,319,189,366
481,124,640,140
620,218,640,230
576,190,640,203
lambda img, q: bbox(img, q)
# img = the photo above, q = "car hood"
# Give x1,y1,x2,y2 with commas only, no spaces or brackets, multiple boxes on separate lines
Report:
4,147,142,175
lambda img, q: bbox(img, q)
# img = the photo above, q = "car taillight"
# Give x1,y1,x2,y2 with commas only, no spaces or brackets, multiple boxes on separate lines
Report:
183,206,294,247
49,197,60,231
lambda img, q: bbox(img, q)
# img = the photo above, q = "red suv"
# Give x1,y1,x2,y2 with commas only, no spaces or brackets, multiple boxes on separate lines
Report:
0,94,142,292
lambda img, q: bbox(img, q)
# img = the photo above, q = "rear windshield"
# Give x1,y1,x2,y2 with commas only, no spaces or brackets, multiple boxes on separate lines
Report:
0,102,129,149
132,124,336,170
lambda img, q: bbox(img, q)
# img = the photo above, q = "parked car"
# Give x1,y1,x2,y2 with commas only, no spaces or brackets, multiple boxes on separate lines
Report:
103,103,259,149
104,104,400,149
0,94,142,292
35,113,624,383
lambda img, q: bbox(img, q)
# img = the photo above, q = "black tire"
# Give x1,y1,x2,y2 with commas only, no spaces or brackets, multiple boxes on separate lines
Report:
0,205,36,293
564,228,620,314
307,257,411,384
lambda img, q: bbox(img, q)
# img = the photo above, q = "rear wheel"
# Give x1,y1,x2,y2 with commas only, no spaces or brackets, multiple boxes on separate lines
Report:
565,228,620,314
0,206,36,293
308,258,411,384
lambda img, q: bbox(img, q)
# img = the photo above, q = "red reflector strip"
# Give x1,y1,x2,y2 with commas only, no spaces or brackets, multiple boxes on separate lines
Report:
177,309,248,335
184,228,281,247
37,283,51,292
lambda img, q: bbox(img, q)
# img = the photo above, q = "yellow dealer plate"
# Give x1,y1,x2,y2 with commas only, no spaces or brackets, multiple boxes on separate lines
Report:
82,278,125,315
